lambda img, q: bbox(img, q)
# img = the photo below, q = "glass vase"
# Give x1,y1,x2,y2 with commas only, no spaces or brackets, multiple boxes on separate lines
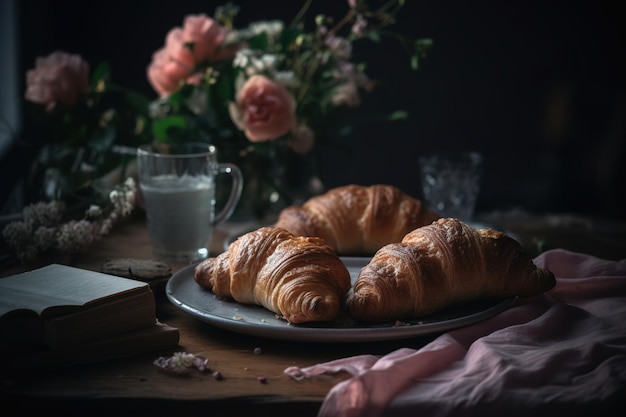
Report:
216,139,320,223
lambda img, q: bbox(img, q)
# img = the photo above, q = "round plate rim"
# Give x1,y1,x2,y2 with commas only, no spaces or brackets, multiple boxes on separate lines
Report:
165,260,516,343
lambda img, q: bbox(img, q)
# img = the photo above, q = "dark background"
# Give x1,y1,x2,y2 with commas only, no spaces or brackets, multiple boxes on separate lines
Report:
7,0,626,219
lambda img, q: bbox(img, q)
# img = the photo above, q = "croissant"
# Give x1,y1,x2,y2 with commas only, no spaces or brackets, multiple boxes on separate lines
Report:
274,184,440,255
347,218,556,322
194,227,351,324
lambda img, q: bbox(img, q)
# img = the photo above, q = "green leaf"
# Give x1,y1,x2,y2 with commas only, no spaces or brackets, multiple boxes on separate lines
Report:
415,38,434,54
387,110,409,122
279,26,302,47
247,32,269,50
338,125,353,136
387,110,409,121
124,90,151,115
411,54,420,70
215,70,235,102
152,116,188,141
87,124,116,151
408,38,433,70
166,90,185,112
91,61,111,87
366,31,382,43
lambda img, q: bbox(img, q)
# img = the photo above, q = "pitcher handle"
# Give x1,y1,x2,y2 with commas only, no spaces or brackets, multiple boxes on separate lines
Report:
213,163,243,225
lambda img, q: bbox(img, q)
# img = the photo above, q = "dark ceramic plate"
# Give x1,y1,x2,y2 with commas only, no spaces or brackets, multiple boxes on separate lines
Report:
166,257,515,343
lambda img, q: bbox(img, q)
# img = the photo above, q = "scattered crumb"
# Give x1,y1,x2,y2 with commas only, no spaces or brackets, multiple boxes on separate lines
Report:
257,376,267,384
253,347,262,355
212,371,223,381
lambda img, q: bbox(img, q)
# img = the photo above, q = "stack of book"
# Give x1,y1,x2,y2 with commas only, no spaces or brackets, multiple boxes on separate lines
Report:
0,264,179,371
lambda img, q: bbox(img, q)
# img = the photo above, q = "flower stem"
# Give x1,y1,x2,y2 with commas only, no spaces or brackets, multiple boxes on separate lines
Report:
290,0,313,28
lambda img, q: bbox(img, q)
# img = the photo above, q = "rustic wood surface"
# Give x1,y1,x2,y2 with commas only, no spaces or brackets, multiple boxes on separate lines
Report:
1,211,625,416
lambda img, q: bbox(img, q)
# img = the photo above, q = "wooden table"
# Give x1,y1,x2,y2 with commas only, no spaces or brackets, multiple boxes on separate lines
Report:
1,211,625,416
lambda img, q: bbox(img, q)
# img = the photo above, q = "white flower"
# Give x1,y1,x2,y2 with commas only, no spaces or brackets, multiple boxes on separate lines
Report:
185,87,209,115
57,220,94,252
98,218,114,235
258,54,280,71
325,35,352,60
85,205,103,219
123,177,136,189
272,71,300,89
234,49,284,76
149,98,171,118
3,177,139,264
351,14,368,37
109,180,136,217
331,81,361,107
23,201,64,227
233,48,252,68
2,221,32,247
248,20,284,40
33,226,57,251
153,352,209,374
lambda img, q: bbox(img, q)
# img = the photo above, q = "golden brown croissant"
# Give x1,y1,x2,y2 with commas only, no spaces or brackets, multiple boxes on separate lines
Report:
347,218,556,322
194,227,351,324
274,184,440,256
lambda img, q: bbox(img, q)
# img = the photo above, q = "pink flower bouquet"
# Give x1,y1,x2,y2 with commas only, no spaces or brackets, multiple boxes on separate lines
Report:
145,1,431,217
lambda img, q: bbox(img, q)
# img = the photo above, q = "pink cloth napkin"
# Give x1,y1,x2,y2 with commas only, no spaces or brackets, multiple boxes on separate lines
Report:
284,249,626,416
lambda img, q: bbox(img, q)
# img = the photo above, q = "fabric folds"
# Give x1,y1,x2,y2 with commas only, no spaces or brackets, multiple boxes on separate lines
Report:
284,249,626,416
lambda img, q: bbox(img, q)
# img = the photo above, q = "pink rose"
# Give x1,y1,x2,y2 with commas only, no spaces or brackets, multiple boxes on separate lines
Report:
178,14,236,64
25,51,89,111
146,49,192,97
147,14,238,97
229,75,297,142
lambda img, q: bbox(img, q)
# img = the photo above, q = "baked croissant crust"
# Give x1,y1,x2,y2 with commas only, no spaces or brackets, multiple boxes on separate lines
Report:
347,218,556,322
194,227,351,324
274,184,440,255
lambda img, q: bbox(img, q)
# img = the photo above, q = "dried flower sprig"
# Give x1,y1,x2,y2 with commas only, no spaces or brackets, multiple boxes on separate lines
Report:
2,177,137,264
153,352,209,374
